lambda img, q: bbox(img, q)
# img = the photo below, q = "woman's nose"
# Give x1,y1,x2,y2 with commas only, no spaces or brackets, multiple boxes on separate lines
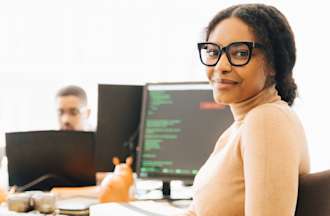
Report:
214,53,232,73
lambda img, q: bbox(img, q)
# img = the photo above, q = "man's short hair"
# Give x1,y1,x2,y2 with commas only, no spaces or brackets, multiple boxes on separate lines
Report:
56,85,88,106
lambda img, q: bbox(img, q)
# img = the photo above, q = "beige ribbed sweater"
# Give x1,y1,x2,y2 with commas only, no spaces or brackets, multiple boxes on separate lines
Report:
183,86,310,216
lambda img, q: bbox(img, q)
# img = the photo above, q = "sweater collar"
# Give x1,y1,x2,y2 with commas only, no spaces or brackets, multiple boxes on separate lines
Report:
230,85,281,121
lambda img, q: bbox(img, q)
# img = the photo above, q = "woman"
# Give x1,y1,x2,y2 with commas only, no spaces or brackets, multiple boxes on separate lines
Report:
183,4,310,216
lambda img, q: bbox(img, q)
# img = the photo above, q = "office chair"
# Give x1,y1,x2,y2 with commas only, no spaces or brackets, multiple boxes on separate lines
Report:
295,169,330,216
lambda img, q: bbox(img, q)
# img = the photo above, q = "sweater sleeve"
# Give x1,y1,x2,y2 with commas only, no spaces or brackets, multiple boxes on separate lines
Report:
241,105,301,216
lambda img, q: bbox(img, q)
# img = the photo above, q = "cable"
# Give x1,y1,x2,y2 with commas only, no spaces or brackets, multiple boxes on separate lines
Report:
123,124,140,156
14,174,74,192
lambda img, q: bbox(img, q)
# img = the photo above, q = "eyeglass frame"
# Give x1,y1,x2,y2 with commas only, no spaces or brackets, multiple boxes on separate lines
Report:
197,41,264,67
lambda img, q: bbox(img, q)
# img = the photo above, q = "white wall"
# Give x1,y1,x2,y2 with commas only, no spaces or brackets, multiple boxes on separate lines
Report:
0,0,329,172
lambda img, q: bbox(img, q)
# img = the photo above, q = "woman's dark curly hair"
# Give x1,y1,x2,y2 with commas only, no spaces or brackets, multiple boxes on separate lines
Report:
206,4,297,106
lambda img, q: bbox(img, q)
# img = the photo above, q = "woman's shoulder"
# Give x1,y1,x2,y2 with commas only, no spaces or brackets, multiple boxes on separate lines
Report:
246,100,292,119
243,100,300,128
240,100,307,154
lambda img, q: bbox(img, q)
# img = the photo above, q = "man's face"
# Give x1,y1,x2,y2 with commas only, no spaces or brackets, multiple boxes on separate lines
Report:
57,95,90,131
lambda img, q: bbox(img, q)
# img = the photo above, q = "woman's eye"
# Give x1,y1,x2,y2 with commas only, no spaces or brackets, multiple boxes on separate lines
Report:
232,50,249,58
206,49,219,57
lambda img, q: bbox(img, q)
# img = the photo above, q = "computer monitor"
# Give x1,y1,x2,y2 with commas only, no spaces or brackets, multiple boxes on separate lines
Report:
95,84,143,172
5,130,96,191
136,82,233,197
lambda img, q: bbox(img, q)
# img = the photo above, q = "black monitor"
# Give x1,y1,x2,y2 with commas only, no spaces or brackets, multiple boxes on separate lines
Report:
136,82,233,197
5,130,96,191
95,84,143,172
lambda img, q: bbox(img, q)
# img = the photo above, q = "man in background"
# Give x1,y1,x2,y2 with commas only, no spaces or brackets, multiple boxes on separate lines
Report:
56,85,91,131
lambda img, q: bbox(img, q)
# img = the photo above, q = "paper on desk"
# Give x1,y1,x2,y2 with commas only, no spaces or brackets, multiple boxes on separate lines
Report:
90,201,186,216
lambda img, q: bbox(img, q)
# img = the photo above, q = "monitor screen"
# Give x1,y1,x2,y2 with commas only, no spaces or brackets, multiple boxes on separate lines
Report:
95,84,143,172
137,82,234,181
5,130,96,191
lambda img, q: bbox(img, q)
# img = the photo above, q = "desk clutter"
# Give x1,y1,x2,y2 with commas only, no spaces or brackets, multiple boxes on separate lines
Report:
1,195,188,216
0,187,190,216
0,156,191,215
6,191,56,214
0,191,95,215
0,181,191,215
0,157,134,214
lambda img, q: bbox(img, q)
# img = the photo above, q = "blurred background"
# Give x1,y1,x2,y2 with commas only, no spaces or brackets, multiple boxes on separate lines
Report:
0,0,329,172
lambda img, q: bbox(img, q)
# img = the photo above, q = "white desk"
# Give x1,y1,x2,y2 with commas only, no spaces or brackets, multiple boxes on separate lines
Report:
1,165,192,215
90,179,191,215
0,199,190,216
90,200,188,216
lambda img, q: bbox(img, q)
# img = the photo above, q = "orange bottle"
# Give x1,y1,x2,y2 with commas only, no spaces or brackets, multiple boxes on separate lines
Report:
0,186,6,203
98,157,134,203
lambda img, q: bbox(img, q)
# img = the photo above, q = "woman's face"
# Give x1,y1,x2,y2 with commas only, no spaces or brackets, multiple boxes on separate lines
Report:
206,17,271,104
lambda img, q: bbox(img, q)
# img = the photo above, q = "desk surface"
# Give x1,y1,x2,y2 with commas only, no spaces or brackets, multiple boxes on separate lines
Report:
90,200,188,216
0,180,192,216
0,164,192,215
0,199,189,216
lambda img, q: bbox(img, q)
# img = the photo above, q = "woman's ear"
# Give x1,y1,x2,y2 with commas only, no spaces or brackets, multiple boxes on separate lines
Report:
263,63,276,87
268,67,276,76
262,60,275,76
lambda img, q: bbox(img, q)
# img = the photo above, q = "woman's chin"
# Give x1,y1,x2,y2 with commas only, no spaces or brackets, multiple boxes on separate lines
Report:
213,92,234,105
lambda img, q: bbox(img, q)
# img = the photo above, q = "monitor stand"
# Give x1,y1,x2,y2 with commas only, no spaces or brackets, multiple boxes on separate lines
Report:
135,179,192,201
161,180,192,201
161,180,192,208
162,181,171,199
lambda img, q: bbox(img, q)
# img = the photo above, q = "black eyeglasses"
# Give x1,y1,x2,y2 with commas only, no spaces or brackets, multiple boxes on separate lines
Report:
197,41,264,67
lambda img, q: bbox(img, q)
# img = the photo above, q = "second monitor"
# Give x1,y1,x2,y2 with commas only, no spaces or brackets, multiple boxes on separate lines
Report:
95,84,143,172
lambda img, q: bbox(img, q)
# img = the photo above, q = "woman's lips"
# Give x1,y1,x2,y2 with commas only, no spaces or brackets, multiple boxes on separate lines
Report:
211,79,239,90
